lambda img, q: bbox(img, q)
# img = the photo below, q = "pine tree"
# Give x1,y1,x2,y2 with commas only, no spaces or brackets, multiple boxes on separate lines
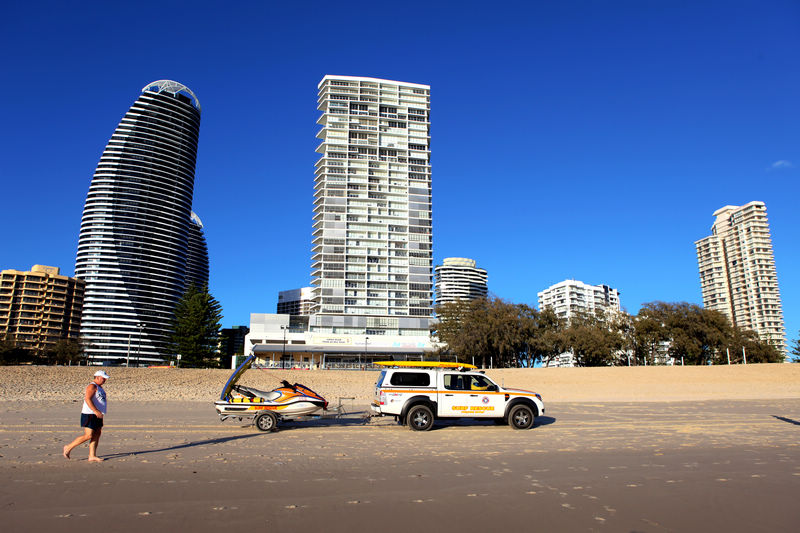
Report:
170,284,223,367
791,332,800,363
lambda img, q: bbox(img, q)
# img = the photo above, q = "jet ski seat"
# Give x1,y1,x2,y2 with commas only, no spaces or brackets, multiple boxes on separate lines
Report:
232,385,280,400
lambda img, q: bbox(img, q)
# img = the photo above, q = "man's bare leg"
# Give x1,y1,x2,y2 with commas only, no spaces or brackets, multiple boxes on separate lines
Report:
64,428,93,459
88,428,103,462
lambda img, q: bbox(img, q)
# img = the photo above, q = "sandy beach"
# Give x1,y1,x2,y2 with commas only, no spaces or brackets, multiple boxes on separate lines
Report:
2,362,799,402
1,364,799,532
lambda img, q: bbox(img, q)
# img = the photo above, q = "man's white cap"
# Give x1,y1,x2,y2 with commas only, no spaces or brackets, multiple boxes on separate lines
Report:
94,370,110,379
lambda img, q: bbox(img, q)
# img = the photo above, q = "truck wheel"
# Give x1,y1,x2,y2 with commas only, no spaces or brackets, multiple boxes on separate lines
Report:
254,412,277,432
406,405,434,431
509,405,535,430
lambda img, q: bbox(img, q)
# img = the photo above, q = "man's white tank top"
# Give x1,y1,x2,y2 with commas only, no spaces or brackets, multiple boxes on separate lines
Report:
82,383,107,415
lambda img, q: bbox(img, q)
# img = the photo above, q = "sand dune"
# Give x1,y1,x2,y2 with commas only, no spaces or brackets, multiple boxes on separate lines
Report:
1,363,797,403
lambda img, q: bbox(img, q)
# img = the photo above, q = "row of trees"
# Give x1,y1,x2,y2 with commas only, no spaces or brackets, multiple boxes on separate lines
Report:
0,338,85,366
433,297,786,367
1,284,223,367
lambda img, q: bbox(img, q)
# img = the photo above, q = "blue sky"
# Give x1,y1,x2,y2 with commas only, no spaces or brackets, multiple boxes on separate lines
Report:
1,1,798,346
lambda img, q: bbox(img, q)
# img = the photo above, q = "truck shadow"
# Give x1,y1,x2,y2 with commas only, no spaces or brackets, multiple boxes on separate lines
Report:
425,415,557,431
535,415,556,427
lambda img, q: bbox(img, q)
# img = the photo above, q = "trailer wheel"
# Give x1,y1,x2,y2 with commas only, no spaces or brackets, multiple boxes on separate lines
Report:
254,412,277,432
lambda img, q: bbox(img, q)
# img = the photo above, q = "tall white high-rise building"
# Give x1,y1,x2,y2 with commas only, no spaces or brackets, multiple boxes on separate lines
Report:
309,76,433,337
695,201,786,353
537,279,621,320
75,80,207,363
435,257,488,305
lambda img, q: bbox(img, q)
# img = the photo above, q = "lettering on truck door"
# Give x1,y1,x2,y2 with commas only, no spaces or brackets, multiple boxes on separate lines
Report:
439,373,503,417
463,374,505,417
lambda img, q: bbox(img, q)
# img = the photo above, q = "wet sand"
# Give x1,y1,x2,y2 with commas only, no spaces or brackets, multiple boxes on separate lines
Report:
2,399,799,532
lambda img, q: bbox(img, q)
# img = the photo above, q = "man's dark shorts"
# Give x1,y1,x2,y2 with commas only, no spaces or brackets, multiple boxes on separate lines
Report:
80,413,103,430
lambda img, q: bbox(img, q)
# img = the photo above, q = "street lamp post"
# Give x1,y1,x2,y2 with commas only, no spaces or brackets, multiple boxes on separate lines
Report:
135,323,144,367
281,325,288,369
126,332,132,367
362,336,368,369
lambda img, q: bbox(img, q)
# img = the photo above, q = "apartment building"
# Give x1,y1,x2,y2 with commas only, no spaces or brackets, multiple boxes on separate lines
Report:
310,75,434,338
277,287,315,315
434,257,488,305
0,265,85,352
537,279,621,320
75,80,207,363
695,201,786,353
537,279,621,367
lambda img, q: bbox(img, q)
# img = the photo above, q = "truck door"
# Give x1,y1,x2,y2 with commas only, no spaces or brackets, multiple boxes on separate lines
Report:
439,373,472,417
439,373,504,418
462,374,505,418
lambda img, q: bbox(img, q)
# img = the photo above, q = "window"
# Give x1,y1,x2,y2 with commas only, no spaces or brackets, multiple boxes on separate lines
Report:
389,372,431,387
443,374,467,390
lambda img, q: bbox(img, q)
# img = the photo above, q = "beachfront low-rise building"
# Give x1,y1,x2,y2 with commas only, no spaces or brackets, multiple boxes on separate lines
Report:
0,265,85,352
241,313,437,369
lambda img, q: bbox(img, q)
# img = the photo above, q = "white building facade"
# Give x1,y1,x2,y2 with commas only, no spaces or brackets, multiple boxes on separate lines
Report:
243,313,436,369
537,279,621,320
695,201,786,354
434,257,488,305
309,75,434,339
245,76,437,365
277,287,315,316
75,80,206,363
537,279,622,367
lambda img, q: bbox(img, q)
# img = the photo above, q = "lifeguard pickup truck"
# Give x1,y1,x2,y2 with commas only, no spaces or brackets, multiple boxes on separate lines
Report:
370,362,545,431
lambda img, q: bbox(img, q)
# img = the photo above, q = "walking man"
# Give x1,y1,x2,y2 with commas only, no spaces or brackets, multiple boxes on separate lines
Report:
63,370,109,462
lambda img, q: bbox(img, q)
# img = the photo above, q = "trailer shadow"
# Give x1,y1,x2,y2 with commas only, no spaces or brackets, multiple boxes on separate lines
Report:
278,410,375,430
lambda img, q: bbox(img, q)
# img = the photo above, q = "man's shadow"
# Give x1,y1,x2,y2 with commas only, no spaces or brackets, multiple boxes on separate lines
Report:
102,432,267,460
772,415,800,426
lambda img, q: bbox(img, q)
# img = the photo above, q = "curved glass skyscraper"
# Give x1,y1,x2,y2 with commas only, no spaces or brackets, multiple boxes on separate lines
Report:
186,211,210,290
75,80,205,363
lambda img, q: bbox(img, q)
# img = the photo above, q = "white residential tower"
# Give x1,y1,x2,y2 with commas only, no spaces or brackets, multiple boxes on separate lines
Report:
310,76,434,337
695,201,786,353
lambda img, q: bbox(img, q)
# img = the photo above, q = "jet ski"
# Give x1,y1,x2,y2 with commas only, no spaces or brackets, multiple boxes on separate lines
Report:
215,354,328,431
